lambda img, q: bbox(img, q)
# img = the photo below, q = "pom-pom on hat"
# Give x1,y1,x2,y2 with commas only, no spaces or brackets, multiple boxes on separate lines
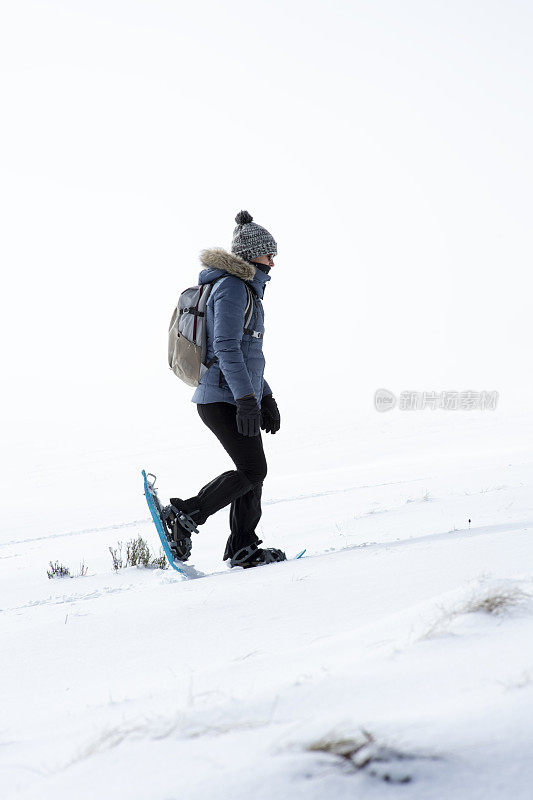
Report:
231,210,277,262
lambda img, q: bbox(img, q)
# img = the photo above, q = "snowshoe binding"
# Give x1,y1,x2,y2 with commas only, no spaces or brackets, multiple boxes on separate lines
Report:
229,540,287,569
160,499,200,562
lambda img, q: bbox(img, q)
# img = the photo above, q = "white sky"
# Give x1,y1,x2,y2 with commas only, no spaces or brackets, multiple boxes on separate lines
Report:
1,0,532,453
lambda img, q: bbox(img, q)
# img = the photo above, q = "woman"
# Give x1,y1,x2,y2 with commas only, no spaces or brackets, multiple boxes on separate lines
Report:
164,211,285,569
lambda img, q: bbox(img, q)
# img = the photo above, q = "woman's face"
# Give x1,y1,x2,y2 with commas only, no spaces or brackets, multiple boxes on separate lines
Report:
253,254,275,267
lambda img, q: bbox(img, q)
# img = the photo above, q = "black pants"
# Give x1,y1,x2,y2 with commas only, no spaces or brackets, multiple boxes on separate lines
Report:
180,402,267,559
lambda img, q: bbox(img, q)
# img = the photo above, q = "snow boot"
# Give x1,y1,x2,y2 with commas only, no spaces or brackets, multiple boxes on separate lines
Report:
228,540,287,569
161,499,201,562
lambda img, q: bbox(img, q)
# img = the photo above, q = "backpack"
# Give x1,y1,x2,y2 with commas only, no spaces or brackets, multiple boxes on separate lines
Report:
168,276,255,387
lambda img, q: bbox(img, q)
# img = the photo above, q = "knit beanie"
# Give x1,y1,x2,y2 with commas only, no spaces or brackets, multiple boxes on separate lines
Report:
231,210,277,261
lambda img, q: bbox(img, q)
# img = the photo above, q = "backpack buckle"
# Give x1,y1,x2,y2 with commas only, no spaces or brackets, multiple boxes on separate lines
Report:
244,328,263,339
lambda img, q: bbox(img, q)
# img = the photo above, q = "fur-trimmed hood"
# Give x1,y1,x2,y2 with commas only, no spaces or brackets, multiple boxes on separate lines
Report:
198,248,271,299
200,248,256,281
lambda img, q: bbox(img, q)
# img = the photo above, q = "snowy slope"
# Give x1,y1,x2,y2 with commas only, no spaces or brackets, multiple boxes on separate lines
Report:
1,409,533,799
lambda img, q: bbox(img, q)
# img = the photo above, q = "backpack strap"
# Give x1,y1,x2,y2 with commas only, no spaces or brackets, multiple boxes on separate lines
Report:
243,284,263,338
243,284,254,331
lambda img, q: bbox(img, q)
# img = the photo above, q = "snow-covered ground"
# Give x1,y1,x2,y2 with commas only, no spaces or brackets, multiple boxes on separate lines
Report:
1,408,533,799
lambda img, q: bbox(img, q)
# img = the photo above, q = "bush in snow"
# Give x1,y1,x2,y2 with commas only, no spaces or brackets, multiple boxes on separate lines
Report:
149,549,168,570
109,542,123,571
77,560,89,577
46,560,89,579
47,561,70,579
109,537,167,571
126,536,153,568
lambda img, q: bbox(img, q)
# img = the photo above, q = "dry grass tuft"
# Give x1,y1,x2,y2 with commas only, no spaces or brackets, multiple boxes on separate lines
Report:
464,589,528,616
422,582,531,639
306,729,440,784
308,730,374,761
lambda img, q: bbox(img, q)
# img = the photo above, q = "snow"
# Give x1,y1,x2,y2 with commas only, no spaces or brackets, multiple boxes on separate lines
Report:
1,408,533,799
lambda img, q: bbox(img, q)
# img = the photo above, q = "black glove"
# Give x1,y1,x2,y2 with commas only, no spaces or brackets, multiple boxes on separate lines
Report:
236,395,261,437
260,394,281,434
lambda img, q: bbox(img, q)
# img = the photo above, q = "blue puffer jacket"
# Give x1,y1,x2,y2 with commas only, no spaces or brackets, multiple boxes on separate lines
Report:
191,248,273,406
